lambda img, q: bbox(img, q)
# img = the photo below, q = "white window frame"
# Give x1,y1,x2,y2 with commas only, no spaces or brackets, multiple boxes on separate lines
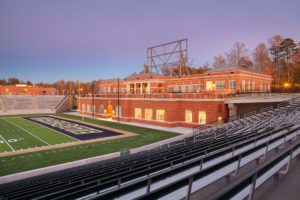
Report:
216,81,226,91
185,110,193,123
156,109,165,121
134,108,142,119
229,80,237,90
145,109,153,120
198,111,206,124
189,85,194,93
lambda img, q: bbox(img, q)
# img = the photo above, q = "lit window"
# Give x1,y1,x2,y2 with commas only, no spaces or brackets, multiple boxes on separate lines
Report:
198,111,206,124
206,81,213,91
145,109,153,120
216,81,225,91
156,109,165,121
229,80,236,90
185,110,193,123
87,105,91,112
134,108,142,119
81,104,85,112
252,81,255,91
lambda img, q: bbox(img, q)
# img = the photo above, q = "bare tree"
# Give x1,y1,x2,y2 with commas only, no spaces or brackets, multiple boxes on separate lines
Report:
268,35,284,48
225,51,237,67
225,42,250,68
213,55,226,68
139,64,151,74
232,42,248,67
8,77,20,85
253,43,271,72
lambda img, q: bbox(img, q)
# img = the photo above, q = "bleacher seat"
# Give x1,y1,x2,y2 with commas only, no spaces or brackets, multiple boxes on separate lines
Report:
1,97,300,199
0,95,66,115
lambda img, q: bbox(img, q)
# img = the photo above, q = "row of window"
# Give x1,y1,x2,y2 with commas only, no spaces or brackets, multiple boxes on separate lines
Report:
168,80,270,92
134,108,207,124
98,80,270,94
134,108,165,121
185,110,206,124
81,104,121,116
81,104,208,124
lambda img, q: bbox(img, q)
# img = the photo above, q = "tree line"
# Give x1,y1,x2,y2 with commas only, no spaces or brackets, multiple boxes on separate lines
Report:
1,34,299,93
212,35,300,86
136,35,300,87
0,78,99,95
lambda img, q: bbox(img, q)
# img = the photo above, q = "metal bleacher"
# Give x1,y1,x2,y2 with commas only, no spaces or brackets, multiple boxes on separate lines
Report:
35,95,65,109
0,95,66,115
1,97,300,199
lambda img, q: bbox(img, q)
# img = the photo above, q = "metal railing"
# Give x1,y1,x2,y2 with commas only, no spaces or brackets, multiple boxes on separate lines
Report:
93,127,299,200
193,95,300,135
211,141,300,200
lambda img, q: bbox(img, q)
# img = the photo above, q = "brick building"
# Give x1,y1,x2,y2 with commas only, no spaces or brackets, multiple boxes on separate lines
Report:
78,67,272,127
0,85,56,95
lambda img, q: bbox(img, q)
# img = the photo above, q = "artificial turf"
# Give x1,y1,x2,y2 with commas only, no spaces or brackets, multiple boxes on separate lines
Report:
0,113,178,176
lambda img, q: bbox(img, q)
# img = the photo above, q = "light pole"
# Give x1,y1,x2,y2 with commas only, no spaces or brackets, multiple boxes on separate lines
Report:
117,77,120,123
78,78,84,121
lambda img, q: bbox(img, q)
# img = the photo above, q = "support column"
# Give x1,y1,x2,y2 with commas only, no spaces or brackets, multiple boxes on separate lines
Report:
148,82,151,94
134,83,136,94
228,103,238,117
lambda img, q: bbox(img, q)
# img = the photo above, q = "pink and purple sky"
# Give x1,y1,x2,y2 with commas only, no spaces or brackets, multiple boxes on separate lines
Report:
0,0,300,83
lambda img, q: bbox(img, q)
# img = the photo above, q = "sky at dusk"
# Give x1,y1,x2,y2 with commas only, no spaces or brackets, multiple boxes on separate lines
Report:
0,0,300,83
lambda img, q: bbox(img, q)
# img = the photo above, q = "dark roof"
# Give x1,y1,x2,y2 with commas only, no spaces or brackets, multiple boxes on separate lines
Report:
207,66,263,74
126,72,162,78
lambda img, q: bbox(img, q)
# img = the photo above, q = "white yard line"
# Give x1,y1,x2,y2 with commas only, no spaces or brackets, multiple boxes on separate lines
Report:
0,134,15,151
3,118,50,146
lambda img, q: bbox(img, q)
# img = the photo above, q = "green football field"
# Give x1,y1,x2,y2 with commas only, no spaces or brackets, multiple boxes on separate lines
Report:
0,114,178,176
0,117,75,153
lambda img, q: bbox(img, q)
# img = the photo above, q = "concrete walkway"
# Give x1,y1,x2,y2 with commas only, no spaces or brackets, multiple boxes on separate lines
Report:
63,112,193,135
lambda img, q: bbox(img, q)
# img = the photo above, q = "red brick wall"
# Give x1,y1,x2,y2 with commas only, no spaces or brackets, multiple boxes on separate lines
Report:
95,69,272,95
78,98,228,128
0,86,56,95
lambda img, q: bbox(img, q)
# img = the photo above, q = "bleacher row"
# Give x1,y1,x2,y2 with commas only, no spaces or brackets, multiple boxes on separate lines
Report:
1,97,300,199
0,95,66,114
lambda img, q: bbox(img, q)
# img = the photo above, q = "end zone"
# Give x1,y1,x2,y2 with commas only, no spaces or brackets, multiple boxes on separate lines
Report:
24,116,137,141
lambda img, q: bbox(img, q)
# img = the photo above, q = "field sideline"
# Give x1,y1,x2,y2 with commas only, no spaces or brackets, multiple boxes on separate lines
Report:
0,114,178,176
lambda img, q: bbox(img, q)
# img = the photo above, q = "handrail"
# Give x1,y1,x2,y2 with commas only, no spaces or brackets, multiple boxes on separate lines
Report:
211,141,300,200
88,127,299,200
192,95,300,133
54,95,69,109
